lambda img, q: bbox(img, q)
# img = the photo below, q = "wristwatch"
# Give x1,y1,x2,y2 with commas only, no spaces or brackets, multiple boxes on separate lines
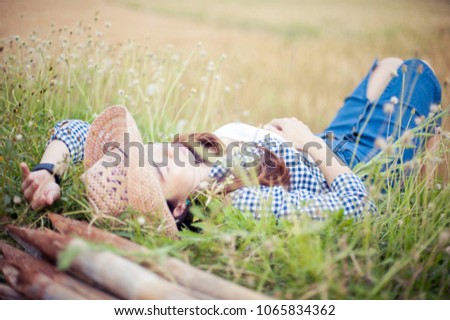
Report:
31,163,62,185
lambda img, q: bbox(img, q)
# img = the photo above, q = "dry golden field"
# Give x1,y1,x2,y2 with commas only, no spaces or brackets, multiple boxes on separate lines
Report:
1,0,449,131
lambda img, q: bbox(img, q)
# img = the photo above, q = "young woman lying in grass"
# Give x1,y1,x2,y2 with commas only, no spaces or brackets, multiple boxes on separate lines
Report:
20,57,442,234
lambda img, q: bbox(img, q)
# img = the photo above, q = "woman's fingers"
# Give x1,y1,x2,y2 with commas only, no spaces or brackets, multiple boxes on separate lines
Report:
22,177,33,193
267,118,285,130
30,185,59,210
263,123,282,133
44,187,60,205
20,162,30,180
21,166,60,209
23,181,39,201
20,163,32,191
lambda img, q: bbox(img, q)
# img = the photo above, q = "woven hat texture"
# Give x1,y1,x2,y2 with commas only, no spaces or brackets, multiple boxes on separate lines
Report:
81,106,177,237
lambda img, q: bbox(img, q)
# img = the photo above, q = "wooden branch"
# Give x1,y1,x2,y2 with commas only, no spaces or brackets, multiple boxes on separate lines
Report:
0,241,116,300
48,213,271,300
0,259,86,299
6,226,198,300
0,283,26,300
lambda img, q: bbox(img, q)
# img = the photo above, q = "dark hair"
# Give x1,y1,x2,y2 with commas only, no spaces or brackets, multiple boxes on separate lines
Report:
169,132,291,231
166,198,200,232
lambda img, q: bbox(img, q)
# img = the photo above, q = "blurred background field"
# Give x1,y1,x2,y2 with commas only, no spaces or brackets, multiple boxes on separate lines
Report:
1,0,449,130
1,0,449,299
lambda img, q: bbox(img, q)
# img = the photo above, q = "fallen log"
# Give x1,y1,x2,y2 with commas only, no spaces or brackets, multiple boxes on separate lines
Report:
0,259,86,299
48,213,271,300
6,226,199,300
0,241,116,300
0,283,26,300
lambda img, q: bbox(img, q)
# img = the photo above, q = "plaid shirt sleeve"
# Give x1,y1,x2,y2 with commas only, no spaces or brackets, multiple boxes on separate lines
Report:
47,120,91,164
229,173,376,220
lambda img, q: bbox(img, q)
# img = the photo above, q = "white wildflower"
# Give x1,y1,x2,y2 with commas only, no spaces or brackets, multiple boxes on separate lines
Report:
13,196,22,204
176,119,187,132
207,61,215,72
429,156,443,165
222,235,233,244
428,202,436,211
390,96,399,104
118,89,125,96
414,116,424,126
128,78,139,87
127,67,136,76
198,180,210,189
224,86,231,92
404,159,419,171
383,102,395,115
430,103,440,113
146,84,156,96
438,230,450,246
15,134,23,141
137,216,146,226
400,130,414,145
384,144,396,155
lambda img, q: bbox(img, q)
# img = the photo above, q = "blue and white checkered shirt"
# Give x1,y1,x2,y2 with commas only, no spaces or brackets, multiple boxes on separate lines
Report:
48,120,376,220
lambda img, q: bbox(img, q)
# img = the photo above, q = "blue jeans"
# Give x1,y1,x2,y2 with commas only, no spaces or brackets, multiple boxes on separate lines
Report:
318,59,442,168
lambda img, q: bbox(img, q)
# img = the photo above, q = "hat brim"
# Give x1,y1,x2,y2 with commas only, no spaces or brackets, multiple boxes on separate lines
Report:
83,106,178,237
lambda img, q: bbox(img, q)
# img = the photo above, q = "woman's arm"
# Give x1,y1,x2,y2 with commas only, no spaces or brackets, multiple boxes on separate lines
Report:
21,120,90,210
263,118,352,186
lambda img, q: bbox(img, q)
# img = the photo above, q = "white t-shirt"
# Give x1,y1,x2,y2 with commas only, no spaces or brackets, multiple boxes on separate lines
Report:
213,122,317,162
213,122,286,143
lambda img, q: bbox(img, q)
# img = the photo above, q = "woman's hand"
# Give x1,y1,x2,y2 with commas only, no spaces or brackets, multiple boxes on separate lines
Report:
20,162,61,210
263,117,318,150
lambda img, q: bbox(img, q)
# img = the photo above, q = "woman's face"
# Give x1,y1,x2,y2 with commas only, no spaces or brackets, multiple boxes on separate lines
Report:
145,143,206,204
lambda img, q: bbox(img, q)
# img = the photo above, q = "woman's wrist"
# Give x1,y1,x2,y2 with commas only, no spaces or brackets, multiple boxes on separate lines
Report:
41,140,70,175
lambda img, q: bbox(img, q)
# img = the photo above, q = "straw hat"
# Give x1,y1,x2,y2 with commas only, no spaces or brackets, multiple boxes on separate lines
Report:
80,106,178,237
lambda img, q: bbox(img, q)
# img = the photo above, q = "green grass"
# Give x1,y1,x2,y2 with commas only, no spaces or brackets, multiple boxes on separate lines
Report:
1,13,449,299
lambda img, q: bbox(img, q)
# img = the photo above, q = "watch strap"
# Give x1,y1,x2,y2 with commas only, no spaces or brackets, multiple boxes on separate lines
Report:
31,163,62,185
